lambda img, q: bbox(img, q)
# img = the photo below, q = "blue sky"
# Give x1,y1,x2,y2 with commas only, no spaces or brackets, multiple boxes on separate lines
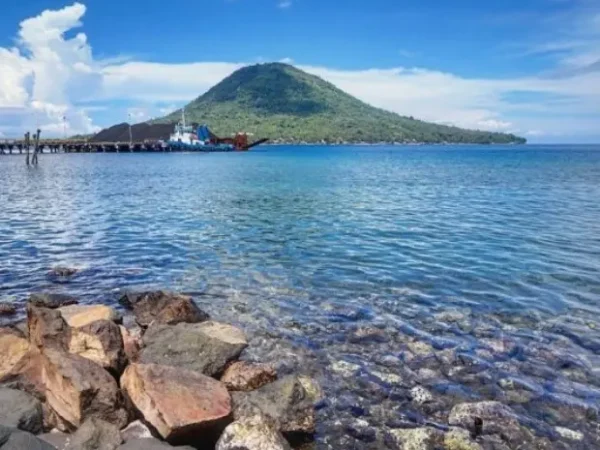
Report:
0,0,599,142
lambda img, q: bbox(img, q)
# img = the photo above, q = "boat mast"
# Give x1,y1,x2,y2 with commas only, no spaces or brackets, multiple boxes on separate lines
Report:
181,107,186,128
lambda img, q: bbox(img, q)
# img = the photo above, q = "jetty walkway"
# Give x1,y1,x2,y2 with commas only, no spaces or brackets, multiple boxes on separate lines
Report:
0,140,242,154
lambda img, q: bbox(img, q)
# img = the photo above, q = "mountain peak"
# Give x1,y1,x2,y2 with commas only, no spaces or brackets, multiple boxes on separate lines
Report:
157,64,525,144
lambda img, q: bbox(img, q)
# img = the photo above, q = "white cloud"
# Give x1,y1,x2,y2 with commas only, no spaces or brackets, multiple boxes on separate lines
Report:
277,0,292,9
0,2,100,137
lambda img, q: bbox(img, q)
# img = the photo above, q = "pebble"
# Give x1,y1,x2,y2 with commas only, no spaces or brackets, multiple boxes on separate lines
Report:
555,427,584,441
410,386,433,405
330,360,361,377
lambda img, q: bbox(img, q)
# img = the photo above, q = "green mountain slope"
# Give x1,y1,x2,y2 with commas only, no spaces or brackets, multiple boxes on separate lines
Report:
156,63,525,144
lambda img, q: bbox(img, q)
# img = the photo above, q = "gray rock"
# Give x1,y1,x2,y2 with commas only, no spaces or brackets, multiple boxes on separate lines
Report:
65,418,122,450
0,388,43,434
216,415,291,450
139,321,247,377
0,425,56,450
29,294,79,309
120,421,154,442
232,376,315,441
39,430,70,449
119,292,209,328
118,438,195,450
388,427,443,450
448,401,519,437
409,386,433,405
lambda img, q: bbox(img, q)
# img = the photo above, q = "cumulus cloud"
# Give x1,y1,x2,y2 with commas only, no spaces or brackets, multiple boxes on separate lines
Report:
0,2,101,136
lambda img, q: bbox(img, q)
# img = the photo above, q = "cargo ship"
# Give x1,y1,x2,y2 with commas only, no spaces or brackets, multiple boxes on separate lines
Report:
167,110,267,151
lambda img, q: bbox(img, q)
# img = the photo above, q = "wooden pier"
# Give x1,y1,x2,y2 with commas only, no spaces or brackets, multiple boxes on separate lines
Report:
0,140,220,154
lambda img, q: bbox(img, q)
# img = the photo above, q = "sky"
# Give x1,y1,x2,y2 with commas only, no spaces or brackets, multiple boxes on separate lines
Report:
0,0,599,143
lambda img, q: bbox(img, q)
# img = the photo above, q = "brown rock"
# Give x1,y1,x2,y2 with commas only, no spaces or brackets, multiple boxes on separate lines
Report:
119,325,142,362
69,320,127,374
59,305,121,328
41,348,128,429
121,363,231,442
221,362,277,392
119,291,209,328
0,329,32,379
27,306,71,350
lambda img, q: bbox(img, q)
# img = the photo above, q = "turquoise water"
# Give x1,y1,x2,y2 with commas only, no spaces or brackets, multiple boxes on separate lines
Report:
2,145,600,447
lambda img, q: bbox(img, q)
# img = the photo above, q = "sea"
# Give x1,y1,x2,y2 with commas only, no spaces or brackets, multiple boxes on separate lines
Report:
1,144,600,448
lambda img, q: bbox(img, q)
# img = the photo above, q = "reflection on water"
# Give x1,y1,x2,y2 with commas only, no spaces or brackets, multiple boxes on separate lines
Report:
2,145,600,448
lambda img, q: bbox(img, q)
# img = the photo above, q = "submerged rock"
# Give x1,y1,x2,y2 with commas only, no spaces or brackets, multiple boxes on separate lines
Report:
216,415,291,450
0,303,17,316
139,321,247,377
38,430,70,449
65,418,122,450
554,426,584,441
0,425,56,450
0,388,43,434
69,320,127,374
59,305,121,328
221,361,277,392
42,348,128,429
232,376,315,441
29,293,79,309
410,386,433,405
120,363,231,442
48,267,79,278
448,401,523,442
119,291,209,328
388,427,443,450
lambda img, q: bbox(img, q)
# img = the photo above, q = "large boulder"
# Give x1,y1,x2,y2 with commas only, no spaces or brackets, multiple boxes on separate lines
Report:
29,294,79,309
27,306,71,350
216,415,291,450
139,322,248,377
119,291,209,328
232,376,315,441
41,349,128,430
0,329,32,379
120,363,231,442
0,388,43,434
59,305,121,329
69,320,127,374
65,418,122,450
0,425,56,450
221,362,277,392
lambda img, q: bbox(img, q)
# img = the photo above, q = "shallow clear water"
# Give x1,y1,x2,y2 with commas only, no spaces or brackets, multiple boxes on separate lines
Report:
2,145,600,448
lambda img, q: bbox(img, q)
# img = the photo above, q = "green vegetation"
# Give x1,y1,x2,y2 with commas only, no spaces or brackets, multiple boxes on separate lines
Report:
154,63,525,144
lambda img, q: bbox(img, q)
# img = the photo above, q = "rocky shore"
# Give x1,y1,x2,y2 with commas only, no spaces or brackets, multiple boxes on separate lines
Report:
0,291,317,450
1,285,599,450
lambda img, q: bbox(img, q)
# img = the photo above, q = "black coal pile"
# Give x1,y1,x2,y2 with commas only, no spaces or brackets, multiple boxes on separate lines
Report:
90,123,175,143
